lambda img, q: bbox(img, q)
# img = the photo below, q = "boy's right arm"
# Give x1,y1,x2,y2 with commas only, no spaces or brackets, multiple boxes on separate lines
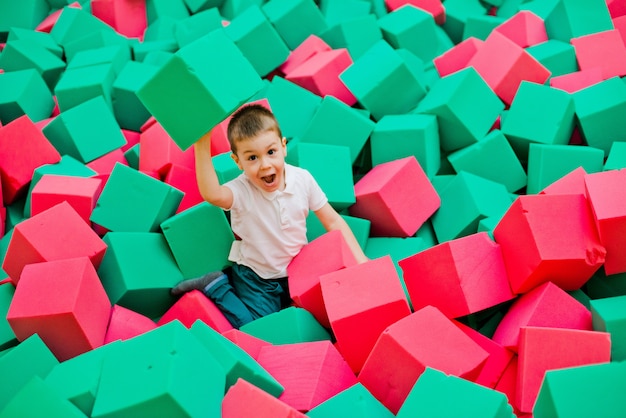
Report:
194,130,234,209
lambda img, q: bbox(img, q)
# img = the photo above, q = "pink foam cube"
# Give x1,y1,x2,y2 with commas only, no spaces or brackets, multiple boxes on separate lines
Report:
30,174,103,225
221,329,272,360
349,156,440,237
279,34,331,75
257,340,357,412
139,121,195,179
86,148,129,183
157,290,233,333
516,326,611,413
287,230,358,327
319,256,411,373
433,37,483,77
549,68,604,93
222,378,307,418
493,193,605,294
493,10,548,48
399,232,515,318
103,304,157,344
608,0,626,18
358,305,489,414
35,2,82,32
164,164,204,214
385,0,446,25
2,201,108,285
539,166,588,195
0,115,61,204
91,0,147,39
6,256,111,361
468,31,551,105
491,281,593,353
121,129,140,152
571,29,626,79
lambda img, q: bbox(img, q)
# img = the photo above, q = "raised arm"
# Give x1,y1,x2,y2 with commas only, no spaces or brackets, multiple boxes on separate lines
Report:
194,130,234,210
314,203,369,264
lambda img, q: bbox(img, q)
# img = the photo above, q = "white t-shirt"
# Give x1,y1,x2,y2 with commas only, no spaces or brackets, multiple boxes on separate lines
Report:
224,164,328,279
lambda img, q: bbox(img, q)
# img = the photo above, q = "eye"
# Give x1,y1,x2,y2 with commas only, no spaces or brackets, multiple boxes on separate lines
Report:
248,155,257,161
268,149,275,155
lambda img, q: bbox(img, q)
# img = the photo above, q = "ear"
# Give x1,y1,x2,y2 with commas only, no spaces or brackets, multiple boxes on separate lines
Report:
231,152,243,170
282,137,287,157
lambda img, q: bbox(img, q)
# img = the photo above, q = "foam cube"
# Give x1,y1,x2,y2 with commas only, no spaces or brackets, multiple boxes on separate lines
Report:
256,340,358,411
261,0,328,50
526,39,577,79
468,31,551,105
318,13,383,61
222,378,307,418
320,256,411,373
287,230,358,327
307,382,394,418
584,169,626,274
0,115,61,205
145,0,190,22
370,113,440,177
544,0,613,42
339,40,427,121
526,143,604,194
349,156,440,237
49,6,119,48
0,39,66,90
396,367,515,418
53,62,116,113
163,164,204,213
590,295,626,361
400,232,514,318
92,321,225,417
221,328,272,361
500,81,575,162
604,141,626,170
431,172,513,243
358,305,489,414
386,0,445,24
0,0,50,36
103,304,157,344
550,67,604,93
90,163,183,233
97,231,183,319
160,202,234,278
493,193,606,294
416,66,504,152
30,174,103,224
516,326,611,413
492,281,593,353
111,60,158,131
279,34,331,75
171,9,228,48
433,36,483,77
137,28,263,151
573,76,626,156
0,68,55,125
0,284,16,351
157,290,233,333
138,121,195,178
239,306,331,345
539,166,587,196
493,10,548,48
42,95,127,164
86,148,129,184
2,201,107,284
91,0,147,39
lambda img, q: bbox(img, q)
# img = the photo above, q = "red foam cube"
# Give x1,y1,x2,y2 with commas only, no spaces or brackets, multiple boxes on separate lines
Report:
319,256,411,373
493,10,548,48
221,328,272,360
0,115,61,204
91,0,147,39
571,29,626,79
279,34,331,75
399,232,515,318
86,148,129,184
549,68,604,93
164,164,204,214
358,305,489,414
493,193,605,294
103,304,157,344
287,230,358,327
386,0,446,24
491,281,593,353
222,378,307,418
139,121,195,179
257,340,358,412
349,156,440,237
6,256,111,361
2,201,108,285
539,166,588,196
156,290,233,333
433,36,483,77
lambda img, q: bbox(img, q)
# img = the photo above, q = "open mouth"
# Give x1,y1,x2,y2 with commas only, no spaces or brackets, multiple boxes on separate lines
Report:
262,174,276,185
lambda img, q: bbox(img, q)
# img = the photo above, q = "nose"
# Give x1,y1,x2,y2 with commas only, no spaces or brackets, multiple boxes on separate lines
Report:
259,156,271,169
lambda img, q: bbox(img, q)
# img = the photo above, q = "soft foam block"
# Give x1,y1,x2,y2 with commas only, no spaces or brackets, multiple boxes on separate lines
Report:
349,156,440,237
111,60,158,132
590,294,626,361
103,304,157,344
0,68,55,125
138,120,195,179
256,339,357,411
157,290,233,333
433,36,483,77
399,232,514,319
30,174,102,224
320,256,411,373
493,10,547,48
492,281,593,353
163,164,204,213
0,284,16,351
287,229,358,327
91,0,147,39
221,328,272,361
222,378,307,418
261,0,328,50
2,201,107,285
493,193,606,294
239,306,331,345
279,34,331,75
307,382,394,418
0,38,66,90
358,305,489,414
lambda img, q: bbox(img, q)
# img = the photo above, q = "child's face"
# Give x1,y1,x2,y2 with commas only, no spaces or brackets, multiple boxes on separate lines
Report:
231,130,287,193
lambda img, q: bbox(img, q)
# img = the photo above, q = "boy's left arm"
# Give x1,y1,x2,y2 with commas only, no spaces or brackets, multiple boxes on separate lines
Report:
314,203,369,264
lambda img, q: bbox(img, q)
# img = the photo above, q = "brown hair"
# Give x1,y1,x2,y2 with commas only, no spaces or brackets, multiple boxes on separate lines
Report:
227,104,282,154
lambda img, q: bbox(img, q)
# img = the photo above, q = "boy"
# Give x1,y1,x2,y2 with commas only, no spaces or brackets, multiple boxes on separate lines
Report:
172,104,368,328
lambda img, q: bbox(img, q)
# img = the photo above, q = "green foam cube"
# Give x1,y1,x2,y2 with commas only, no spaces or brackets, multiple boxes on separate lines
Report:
173,8,223,48
185,0,224,14
97,232,183,319
573,76,626,156
501,81,576,161
584,268,626,299
544,0,613,42
91,321,224,418
340,40,427,121
224,5,290,77
112,60,159,131
604,141,626,170
526,143,604,194
189,320,284,396
447,129,527,194
526,39,577,80
440,0,488,44
306,212,370,249
63,29,131,64
213,152,242,184
308,383,395,418
90,163,183,233
590,295,626,361
396,367,515,418
66,44,131,76
239,306,331,345
143,16,179,43
137,28,263,151
0,39,66,90
54,62,116,113
416,66,504,152
0,284,17,351
7,27,63,57
0,0,50,39
0,68,54,125
319,0,372,26
49,7,118,48
261,0,328,50
132,39,178,62
160,202,235,279
462,15,506,41
42,96,127,164
431,171,513,243
124,144,140,169
370,113,440,177
146,0,190,23
319,13,382,60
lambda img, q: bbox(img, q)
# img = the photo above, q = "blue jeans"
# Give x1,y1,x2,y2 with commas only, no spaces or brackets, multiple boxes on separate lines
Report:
204,264,289,329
